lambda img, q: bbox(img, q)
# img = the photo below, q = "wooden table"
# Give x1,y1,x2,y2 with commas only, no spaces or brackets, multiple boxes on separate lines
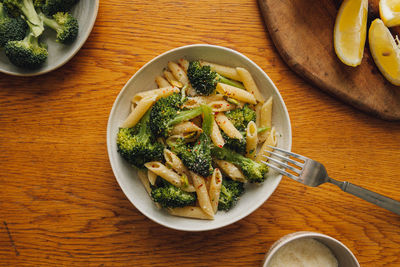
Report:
1,1,399,266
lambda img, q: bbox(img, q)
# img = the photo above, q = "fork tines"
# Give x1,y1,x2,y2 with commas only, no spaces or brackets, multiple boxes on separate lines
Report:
261,145,304,180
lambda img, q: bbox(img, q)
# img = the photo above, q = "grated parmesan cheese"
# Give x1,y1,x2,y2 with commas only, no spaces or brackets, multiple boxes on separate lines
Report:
267,238,338,267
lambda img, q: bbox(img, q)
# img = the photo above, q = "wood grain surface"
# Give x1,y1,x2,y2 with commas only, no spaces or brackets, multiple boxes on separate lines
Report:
0,0,399,266
258,0,400,121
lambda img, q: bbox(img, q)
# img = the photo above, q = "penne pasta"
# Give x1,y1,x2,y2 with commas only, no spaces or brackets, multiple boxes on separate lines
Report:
256,127,277,162
121,95,156,128
255,102,263,127
168,61,189,86
171,121,202,135
147,170,158,186
210,118,225,148
215,112,243,139
164,70,183,88
178,58,189,72
137,170,152,195
190,172,214,217
209,168,223,213
259,97,273,142
199,60,241,81
216,83,257,104
131,86,179,105
163,149,196,192
144,161,182,188
155,75,171,88
209,100,236,112
246,121,258,160
214,160,246,182
236,67,265,103
167,206,213,220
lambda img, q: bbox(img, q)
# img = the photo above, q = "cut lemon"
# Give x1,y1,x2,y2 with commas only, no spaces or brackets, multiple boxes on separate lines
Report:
380,0,400,27
334,0,368,67
369,19,400,86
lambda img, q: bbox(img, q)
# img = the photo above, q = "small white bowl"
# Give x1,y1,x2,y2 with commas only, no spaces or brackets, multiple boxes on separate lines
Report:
0,0,99,76
107,44,292,231
263,232,360,267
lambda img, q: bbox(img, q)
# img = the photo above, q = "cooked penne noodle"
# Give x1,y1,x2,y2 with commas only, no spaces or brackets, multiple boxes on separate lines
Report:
255,102,263,127
168,61,189,86
171,121,202,135
246,121,258,160
182,95,224,109
131,103,135,112
216,83,257,104
209,100,236,112
256,127,277,162
210,118,225,148
190,172,214,217
209,168,223,213
147,170,158,186
164,70,183,88
199,60,241,81
131,86,179,105
137,170,152,195
163,149,196,192
178,58,189,72
155,75,171,88
144,162,182,188
215,112,243,139
167,206,213,220
121,95,156,128
259,97,273,142
236,67,265,103
214,160,246,182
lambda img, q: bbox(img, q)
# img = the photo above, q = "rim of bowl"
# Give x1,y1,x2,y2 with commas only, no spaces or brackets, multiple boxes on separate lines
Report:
263,231,360,267
0,0,100,77
107,44,292,231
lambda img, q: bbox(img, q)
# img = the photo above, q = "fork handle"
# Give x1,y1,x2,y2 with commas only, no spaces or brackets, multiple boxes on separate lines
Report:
330,179,400,215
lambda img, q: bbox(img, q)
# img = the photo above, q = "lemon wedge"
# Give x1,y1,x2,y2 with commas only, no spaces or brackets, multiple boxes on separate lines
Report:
380,0,400,27
369,19,400,86
334,0,368,67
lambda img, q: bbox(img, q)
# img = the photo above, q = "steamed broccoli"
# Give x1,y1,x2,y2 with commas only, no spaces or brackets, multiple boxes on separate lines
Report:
187,60,245,95
117,109,164,169
222,132,246,155
225,104,256,131
39,12,78,43
151,180,196,208
35,0,79,16
0,2,27,47
218,178,245,211
5,23,48,69
150,93,203,138
3,0,44,37
211,146,268,183
168,105,214,177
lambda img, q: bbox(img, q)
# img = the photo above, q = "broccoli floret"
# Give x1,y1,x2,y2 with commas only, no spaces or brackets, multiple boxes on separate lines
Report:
150,93,203,138
151,181,196,208
225,104,256,131
5,23,48,69
3,0,44,36
117,109,164,169
222,132,246,155
36,0,79,16
39,12,78,43
0,2,27,47
187,60,245,95
168,105,214,177
212,146,268,183
218,178,245,211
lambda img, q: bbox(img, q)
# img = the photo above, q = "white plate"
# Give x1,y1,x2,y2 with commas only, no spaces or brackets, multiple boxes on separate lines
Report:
107,44,292,231
0,0,99,76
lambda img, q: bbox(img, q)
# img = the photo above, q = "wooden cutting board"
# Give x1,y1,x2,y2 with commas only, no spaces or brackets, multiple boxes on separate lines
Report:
258,0,400,121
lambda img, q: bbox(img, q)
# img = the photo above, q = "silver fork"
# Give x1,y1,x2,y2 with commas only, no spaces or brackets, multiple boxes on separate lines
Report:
262,145,400,215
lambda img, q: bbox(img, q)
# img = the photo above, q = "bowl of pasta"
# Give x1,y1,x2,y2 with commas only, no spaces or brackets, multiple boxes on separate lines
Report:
107,44,292,231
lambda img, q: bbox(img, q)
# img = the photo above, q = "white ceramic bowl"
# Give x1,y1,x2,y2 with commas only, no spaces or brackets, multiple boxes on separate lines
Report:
0,0,99,76
263,232,360,267
107,44,292,231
